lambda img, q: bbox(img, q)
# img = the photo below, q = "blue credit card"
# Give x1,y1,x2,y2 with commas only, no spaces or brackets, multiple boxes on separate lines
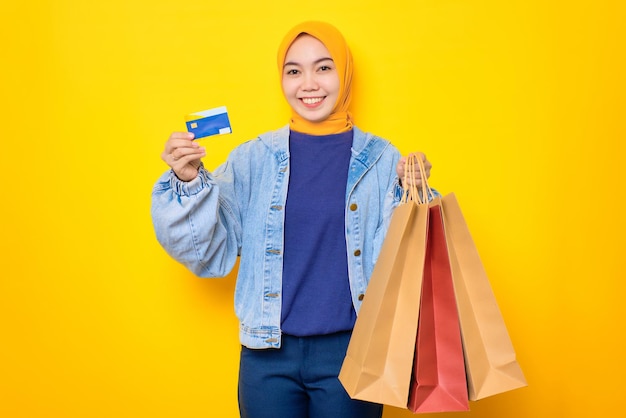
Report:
185,106,232,139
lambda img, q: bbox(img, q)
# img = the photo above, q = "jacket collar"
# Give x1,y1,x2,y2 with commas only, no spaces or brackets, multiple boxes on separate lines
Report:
259,125,390,169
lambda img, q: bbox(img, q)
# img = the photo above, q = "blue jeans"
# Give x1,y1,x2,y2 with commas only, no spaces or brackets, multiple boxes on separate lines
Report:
238,331,383,418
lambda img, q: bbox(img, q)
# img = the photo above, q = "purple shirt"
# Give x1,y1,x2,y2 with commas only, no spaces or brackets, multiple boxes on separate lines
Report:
281,130,356,336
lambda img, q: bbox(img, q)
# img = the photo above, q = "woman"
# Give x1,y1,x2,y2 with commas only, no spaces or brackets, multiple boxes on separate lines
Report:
152,21,433,418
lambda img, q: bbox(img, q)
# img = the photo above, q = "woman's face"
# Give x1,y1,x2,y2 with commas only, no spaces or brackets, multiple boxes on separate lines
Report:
281,34,340,123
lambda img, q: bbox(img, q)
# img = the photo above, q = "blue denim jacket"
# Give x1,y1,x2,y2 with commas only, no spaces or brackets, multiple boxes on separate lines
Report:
151,125,405,349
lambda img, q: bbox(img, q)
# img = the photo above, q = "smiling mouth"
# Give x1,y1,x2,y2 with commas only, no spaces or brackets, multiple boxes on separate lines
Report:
301,97,324,105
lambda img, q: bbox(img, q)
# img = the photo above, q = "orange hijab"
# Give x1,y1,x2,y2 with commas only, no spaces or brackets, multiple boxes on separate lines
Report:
277,21,354,135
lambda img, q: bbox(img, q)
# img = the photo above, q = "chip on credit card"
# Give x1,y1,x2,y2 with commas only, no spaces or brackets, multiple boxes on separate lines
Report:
185,106,232,139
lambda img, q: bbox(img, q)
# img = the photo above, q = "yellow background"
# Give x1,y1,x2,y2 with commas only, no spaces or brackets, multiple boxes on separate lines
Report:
1,0,624,417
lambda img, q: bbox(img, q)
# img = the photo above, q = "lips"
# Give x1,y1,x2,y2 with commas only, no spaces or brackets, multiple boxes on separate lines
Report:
301,97,324,106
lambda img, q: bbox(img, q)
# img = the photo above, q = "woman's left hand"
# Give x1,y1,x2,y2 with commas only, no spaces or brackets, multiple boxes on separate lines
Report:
396,152,432,187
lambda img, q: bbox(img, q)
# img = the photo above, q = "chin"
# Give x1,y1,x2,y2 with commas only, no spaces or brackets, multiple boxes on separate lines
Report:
298,110,332,123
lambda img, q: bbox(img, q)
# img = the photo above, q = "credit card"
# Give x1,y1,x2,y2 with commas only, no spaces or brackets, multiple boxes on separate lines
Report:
185,106,232,139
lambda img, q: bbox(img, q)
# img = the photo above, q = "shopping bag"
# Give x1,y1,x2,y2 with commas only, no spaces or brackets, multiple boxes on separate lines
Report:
408,202,470,413
441,193,527,400
339,160,429,408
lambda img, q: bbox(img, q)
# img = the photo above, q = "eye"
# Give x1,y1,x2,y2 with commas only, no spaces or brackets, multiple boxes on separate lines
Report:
285,68,300,76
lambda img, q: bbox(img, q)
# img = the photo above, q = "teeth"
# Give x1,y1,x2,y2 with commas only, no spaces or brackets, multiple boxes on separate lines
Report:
302,97,323,105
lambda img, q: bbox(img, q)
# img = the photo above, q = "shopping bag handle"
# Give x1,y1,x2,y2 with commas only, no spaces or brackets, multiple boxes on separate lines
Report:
402,154,434,204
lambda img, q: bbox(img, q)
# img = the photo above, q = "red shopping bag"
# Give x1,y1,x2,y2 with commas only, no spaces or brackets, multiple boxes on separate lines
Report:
408,203,469,413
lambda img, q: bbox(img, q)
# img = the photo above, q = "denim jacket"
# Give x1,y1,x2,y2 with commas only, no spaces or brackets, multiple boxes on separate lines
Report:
151,125,405,349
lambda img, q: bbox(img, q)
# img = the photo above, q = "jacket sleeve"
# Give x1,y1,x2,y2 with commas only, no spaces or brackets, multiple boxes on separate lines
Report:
150,163,242,278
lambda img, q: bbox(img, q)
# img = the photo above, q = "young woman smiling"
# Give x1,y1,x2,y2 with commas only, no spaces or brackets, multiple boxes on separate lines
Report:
152,21,435,418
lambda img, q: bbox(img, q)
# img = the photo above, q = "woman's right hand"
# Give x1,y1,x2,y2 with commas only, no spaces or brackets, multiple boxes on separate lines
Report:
161,132,206,181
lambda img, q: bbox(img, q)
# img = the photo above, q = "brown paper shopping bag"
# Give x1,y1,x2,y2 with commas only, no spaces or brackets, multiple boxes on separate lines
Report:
339,160,429,408
408,203,469,413
441,193,527,400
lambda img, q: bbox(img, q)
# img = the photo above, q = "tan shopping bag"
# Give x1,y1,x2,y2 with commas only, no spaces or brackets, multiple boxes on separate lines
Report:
441,193,527,400
339,160,429,408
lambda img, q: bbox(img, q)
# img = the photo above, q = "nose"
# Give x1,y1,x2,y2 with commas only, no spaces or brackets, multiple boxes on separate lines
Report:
301,71,319,91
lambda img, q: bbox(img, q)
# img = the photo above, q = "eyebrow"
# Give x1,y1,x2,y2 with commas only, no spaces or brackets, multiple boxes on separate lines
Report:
283,57,334,68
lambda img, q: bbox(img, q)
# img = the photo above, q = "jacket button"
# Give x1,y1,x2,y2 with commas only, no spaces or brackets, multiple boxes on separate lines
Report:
354,249,361,256
358,294,365,301
350,203,358,211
